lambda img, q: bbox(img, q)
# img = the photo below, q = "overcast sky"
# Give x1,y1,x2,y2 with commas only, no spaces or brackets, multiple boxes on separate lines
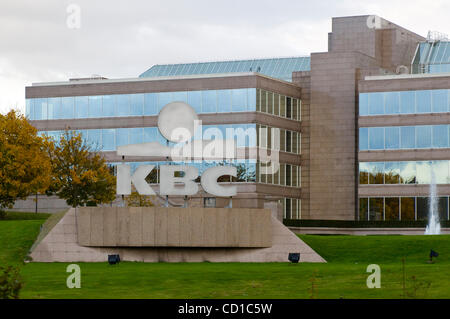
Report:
1,0,449,115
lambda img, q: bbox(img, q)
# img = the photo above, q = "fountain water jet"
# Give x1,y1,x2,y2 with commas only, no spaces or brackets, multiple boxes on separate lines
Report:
425,167,441,235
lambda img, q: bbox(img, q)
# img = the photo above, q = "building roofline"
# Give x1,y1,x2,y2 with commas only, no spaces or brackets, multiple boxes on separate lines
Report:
364,72,450,81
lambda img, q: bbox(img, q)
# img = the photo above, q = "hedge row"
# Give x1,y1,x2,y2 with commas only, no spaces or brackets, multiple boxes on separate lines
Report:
284,219,450,228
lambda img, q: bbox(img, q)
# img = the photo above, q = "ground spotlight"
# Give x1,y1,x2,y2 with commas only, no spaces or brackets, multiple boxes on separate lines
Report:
108,254,121,265
288,253,300,263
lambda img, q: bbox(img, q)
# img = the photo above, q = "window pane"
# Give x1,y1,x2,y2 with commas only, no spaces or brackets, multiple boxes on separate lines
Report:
432,89,448,113
400,91,415,114
369,198,383,221
416,90,431,113
116,94,130,116
385,127,399,149
130,94,144,116
173,91,187,103
34,98,47,120
231,89,246,112
359,198,368,221
359,162,369,184
432,125,448,148
187,91,202,114
88,96,102,118
399,161,416,184
359,127,368,150
143,127,156,143
433,160,449,184
103,95,115,117
385,92,400,114
369,127,384,150
416,161,431,184
142,93,157,116
74,96,88,118
385,162,400,184
87,129,101,149
416,126,431,148
129,128,143,144
116,128,129,147
416,197,428,220
400,126,415,148
369,162,384,184
385,198,399,220
267,92,273,115
247,88,256,111
102,129,115,151
359,93,368,116
202,90,216,113
401,197,415,220
217,90,231,112
158,92,172,111
49,97,62,119
368,92,384,115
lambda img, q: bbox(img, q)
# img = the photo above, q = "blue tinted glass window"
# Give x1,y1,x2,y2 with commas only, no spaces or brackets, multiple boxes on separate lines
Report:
26,99,32,119
48,97,62,119
400,91,415,114
232,88,247,112
129,128,143,144
432,89,448,113
359,93,368,116
202,90,216,113
158,92,172,111
368,92,384,115
385,127,400,149
102,129,115,151
217,90,231,112
359,127,368,150
369,127,384,150
116,128,129,147
400,126,415,148
173,91,187,103
75,96,88,118
130,94,144,116
416,90,432,113
416,126,432,148
61,97,74,119
143,127,156,143
116,95,129,116
87,129,101,149
432,125,448,148
187,91,202,114
34,98,47,120
102,95,115,117
385,92,400,114
247,88,257,111
144,93,158,115
88,96,102,118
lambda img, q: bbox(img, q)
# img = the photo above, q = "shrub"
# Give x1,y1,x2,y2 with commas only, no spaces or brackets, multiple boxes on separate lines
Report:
0,266,23,299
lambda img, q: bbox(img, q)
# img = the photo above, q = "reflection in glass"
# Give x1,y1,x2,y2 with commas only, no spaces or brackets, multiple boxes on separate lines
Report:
368,92,384,115
359,198,368,221
416,161,431,184
385,197,399,220
385,127,399,149
399,161,416,184
369,127,384,150
359,162,369,184
103,95,115,117
369,162,384,184
130,94,144,116
416,90,432,113
432,125,448,148
432,89,448,113
202,90,216,113
385,91,400,114
416,197,428,220
369,198,383,221
385,162,400,184
359,93,368,116
400,91,415,114
401,197,415,220
416,126,432,148
75,96,88,119
88,96,102,118
400,126,415,149
359,127,368,150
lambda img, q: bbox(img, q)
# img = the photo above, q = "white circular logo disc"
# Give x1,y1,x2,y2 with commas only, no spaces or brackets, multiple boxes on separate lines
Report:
157,101,198,143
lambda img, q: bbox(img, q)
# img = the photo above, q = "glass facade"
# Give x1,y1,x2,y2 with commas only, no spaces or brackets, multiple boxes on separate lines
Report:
110,160,257,183
412,41,450,74
359,125,450,151
281,198,301,219
359,161,450,185
139,57,311,82
359,197,450,221
256,163,301,187
359,89,450,116
26,89,300,121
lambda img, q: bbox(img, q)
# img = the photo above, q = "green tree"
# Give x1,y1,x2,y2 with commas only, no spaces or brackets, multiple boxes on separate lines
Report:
45,131,115,207
0,111,51,216
125,191,154,207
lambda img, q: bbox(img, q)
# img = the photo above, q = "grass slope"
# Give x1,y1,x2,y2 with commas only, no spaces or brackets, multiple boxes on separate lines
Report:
1,217,449,299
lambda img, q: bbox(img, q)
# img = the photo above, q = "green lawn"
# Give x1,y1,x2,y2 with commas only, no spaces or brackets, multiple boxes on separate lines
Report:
1,215,449,299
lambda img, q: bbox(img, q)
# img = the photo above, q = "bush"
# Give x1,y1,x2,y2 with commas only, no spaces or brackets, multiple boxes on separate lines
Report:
0,210,6,220
0,266,23,299
284,219,450,228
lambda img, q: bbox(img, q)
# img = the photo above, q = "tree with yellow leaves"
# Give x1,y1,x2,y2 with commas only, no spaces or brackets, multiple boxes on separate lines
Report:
0,111,52,215
45,131,116,208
